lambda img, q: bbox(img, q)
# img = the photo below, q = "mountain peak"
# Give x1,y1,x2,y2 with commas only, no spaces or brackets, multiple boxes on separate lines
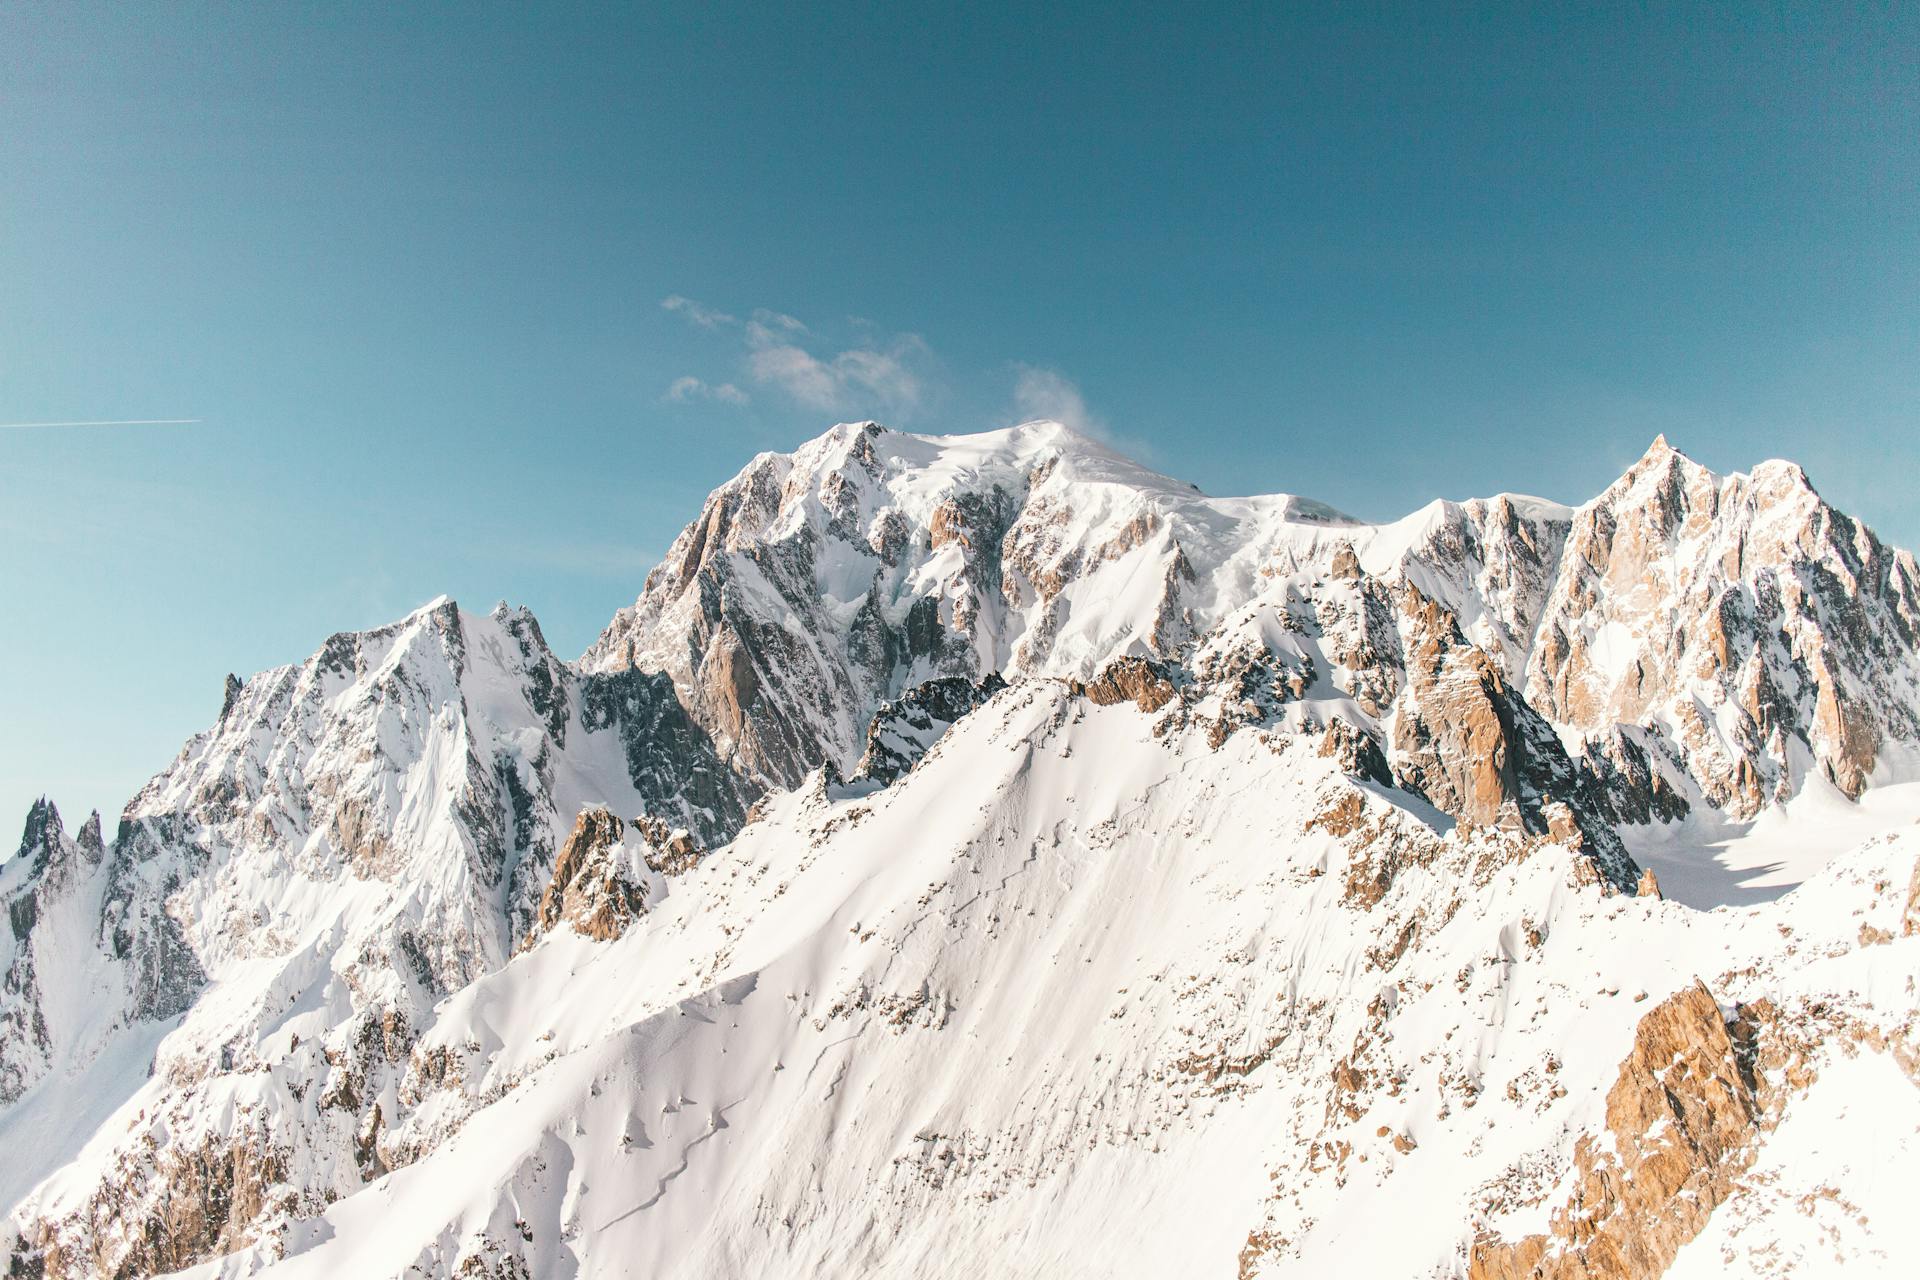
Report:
15,797,61,859
1626,431,1700,476
8,418,1920,1278
1747,454,1816,500
1587,432,1716,517
74,811,103,857
1005,416,1097,447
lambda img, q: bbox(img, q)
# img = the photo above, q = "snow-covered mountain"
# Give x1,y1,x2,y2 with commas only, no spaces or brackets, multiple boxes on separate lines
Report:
585,422,1918,826
1527,435,1920,815
5,422,1918,1279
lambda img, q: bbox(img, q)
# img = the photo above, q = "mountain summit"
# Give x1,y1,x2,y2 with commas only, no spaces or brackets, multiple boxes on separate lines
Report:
4,423,1918,1279
584,422,1918,842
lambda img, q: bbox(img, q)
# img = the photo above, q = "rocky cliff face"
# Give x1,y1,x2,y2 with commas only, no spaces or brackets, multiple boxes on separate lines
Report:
524,808,647,946
1470,983,1763,1280
579,421,1363,791
4,421,1918,1280
586,424,1920,839
0,801,109,1105
1526,436,1920,817
0,599,752,1274
853,673,1008,785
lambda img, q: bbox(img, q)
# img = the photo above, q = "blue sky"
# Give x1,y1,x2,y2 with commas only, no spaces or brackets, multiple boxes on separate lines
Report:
3,3,1915,832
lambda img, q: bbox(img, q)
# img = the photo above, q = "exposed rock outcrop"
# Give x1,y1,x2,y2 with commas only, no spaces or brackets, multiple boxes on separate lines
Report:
1571,726,1691,826
1317,718,1392,785
1526,437,1920,818
1073,656,1179,713
19,1130,297,1280
1387,584,1638,887
1470,982,1760,1280
526,809,646,945
633,814,704,877
852,673,1007,785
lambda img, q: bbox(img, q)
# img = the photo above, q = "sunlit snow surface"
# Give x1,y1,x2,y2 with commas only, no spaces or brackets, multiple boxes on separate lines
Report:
1668,1051,1920,1279
1626,775,1920,908
7,423,1920,1278
102,684,1909,1280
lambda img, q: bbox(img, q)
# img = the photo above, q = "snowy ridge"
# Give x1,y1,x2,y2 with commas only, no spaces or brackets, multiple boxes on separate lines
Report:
94,684,1920,1277
1526,436,1920,818
3,421,1918,1278
580,421,1369,788
585,422,1920,833
0,599,748,1251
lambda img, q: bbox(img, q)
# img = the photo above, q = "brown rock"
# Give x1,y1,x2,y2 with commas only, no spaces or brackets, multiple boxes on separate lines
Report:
1073,656,1178,713
1391,586,1523,828
1904,856,1920,937
1470,982,1758,1280
526,808,646,946
1318,718,1391,785
928,498,973,550
634,814,704,876
1811,661,1879,799
27,1131,295,1279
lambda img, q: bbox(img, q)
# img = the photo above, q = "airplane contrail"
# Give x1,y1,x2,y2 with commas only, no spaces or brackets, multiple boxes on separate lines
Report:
0,418,201,429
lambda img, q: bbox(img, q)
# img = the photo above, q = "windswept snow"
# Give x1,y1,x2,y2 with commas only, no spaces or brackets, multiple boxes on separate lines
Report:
158,682,1920,1278
5,420,1920,1280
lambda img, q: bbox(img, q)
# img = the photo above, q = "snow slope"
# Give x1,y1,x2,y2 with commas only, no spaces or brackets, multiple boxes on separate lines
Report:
139,681,1920,1277
0,600,750,1266
4,420,1918,1279
583,422,1920,839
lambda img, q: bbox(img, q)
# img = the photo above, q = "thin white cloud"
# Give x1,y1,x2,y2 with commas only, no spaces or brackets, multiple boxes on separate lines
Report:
1007,366,1159,462
744,344,841,409
0,418,200,429
663,295,935,420
745,321,928,417
1012,366,1105,439
749,308,808,335
664,376,749,406
661,295,737,330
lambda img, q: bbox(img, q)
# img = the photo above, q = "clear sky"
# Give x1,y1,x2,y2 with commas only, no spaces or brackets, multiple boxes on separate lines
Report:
3,2,1915,834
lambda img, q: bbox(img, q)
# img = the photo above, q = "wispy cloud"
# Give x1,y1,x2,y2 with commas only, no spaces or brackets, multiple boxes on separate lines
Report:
750,308,808,336
0,418,200,429
1012,366,1105,439
745,329,930,417
661,295,737,330
664,376,749,406
1008,366,1158,461
665,295,934,420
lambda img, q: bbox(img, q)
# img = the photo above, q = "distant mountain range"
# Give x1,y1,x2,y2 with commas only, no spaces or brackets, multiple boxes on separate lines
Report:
5,421,1918,1278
